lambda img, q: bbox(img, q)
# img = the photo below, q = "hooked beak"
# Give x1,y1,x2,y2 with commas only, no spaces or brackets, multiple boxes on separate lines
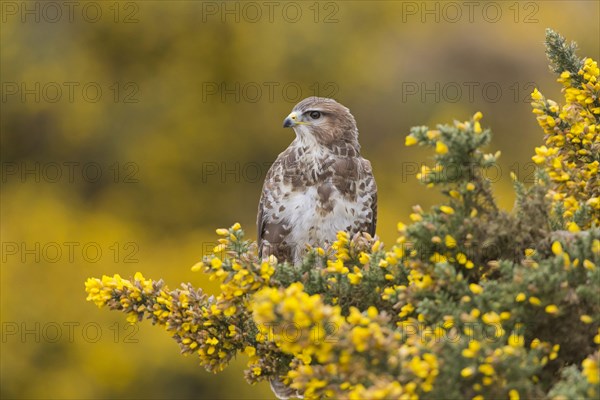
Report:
283,111,306,128
283,116,294,128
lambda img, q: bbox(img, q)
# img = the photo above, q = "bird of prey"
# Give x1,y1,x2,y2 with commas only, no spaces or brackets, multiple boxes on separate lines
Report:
257,97,377,398
258,96,377,263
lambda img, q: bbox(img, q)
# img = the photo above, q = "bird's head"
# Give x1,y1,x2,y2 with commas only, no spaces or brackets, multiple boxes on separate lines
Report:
283,97,360,149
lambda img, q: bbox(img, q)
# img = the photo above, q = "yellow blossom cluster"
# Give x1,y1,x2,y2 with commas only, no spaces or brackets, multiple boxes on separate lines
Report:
193,222,276,306
85,272,171,325
405,111,498,192
530,57,600,228
85,271,249,372
582,353,599,386
252,282,439,399
85,224,284,375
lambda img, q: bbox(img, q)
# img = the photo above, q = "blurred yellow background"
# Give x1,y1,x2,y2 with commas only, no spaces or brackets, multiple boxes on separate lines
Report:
1,1,598,398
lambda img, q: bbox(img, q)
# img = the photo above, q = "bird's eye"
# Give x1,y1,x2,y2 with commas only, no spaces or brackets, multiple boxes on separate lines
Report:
309,111,321,120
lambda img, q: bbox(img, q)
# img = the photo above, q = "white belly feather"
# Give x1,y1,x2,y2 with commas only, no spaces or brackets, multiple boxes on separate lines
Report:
279,184,366,256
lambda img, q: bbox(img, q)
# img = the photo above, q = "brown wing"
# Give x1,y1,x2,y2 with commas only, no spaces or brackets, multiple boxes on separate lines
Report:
369,190,378,237
359,157,377,237
257,152,293,262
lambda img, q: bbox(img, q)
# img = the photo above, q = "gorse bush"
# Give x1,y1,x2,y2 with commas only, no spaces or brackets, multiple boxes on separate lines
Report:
85,30,599,399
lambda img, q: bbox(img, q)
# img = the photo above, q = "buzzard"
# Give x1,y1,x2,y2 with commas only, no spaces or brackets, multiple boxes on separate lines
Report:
258,97,377,264
257,97,377,397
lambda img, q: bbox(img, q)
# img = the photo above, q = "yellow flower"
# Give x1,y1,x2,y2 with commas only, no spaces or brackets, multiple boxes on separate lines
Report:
531,88,543,100
348,269,364,285
210,257,222,269
532,154,545,164
358,252,370,265
461,367,475,377
216,228,229,236
468,341,481,352
482,312,500,324
529,296,541,306
508,335,524,348
478,363,495,376
224,305,237,316
426,129,441,139
191,261,204,272
231,222,241,231
469,283,483,294
545,304,559,315
509,389,520,400
580,315,593,324
213,244,226,253
440,206,455,215
351,326,371,352
567,222,580,232
461,346,477,358
327,259,348,274
410,213,423,222
205,337,219,345
466,183,475,191
524,248,535,257
126,313,138,324
371,240,381,253
582,357,599,384
399,303,415,318
583,259,596,270
551,241,563,256
436,141,449,154
473,111,483,121
429,251,448,264
445,235,457,248
405,135,418,146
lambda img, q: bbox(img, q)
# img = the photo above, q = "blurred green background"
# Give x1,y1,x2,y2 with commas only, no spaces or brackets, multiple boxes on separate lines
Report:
1,1,598,399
